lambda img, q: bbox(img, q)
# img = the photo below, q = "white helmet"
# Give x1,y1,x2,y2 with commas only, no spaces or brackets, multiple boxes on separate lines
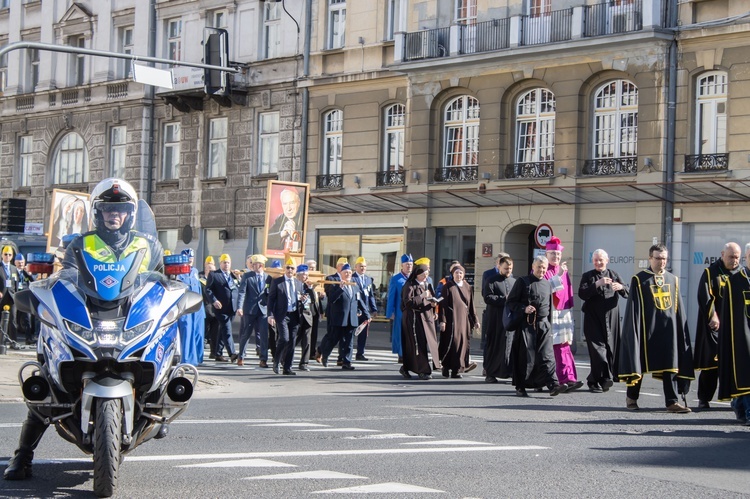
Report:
90,178,138,233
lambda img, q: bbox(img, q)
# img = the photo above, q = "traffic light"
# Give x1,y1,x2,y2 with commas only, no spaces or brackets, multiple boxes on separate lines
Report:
203,28,229,96
0,198,27,233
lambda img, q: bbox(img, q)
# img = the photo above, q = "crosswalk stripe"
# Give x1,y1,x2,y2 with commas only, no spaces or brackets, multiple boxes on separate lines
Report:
312,482,444,494
179,459,295,468
245,470,366,480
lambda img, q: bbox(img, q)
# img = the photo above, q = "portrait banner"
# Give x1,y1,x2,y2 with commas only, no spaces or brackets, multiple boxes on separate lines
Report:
47,189,91,254
263,180,310,259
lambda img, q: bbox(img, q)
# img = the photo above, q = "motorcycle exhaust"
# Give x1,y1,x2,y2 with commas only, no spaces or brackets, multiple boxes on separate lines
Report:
166,377,193,403
22,375,50,401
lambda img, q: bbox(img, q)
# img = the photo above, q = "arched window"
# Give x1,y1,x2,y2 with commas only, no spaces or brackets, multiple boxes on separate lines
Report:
515,88,555,164
592,79,638,161
695,71,727,155
53,132,88,184
322,109,343,175
443,95,479,172
383,104,405,171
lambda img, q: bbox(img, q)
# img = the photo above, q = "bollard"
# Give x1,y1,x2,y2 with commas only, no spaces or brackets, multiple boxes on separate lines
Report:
0,305,9,355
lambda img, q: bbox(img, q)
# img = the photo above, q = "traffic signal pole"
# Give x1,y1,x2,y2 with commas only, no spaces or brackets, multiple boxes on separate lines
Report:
0,41,240,75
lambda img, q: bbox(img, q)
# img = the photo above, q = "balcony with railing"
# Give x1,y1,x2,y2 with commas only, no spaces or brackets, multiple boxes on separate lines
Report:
521,8,573,47
402,27,450,62
376,169,406,187
503,162,555,180
684,154,729,173
316,173,344,190
581,157,638,176
584,0,644,37
396,0,655,64
433,166,478,183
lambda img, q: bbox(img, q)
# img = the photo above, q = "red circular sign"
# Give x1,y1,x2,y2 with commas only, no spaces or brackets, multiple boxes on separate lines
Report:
534,224,553,249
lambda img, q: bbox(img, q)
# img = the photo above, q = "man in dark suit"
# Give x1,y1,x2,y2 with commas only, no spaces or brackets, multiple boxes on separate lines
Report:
205,253,239,362
315,263,371,370
267,258,304,375
324,257,349,366
0,245,20,343
237,254,273,367
295,264,316,371
352,257,378,361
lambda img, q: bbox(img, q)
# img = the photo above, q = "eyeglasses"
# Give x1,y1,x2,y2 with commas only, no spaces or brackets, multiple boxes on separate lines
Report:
2,253,13,256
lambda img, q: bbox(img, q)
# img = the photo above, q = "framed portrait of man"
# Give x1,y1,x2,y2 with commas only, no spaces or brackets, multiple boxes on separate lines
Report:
263,180,310,258
47,189,91,253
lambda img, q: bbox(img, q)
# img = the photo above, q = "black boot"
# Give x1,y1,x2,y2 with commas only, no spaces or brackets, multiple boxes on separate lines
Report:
4,416,47,480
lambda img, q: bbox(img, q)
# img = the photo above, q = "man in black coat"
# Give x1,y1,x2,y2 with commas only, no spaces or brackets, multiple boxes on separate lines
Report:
578,249,629,393
205,253,239,362
693,242,740,409
315,264,370,370
483,256,515,383
267,259,304,375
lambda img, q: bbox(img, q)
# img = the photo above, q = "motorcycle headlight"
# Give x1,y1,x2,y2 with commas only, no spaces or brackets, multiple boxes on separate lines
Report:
93,319,125,346
64,320,95,342
38,304,58,328
122,320,153,343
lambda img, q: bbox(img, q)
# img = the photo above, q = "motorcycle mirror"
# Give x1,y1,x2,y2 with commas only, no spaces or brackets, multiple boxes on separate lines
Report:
182,291,203,315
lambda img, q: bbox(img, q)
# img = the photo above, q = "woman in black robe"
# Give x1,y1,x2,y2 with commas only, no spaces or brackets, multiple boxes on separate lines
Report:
438,264,478,378
400,262,441,380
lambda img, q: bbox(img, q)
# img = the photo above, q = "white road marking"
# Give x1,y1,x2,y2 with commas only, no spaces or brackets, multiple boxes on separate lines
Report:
125,445,549,462
245,470,366,480
297,428,379,433
343,434,432,440
313,482,444,494
615,390,659,397
251,422,330,427
179,459,296,468
0,423,22,428
401,440,491,446
175,419,287,424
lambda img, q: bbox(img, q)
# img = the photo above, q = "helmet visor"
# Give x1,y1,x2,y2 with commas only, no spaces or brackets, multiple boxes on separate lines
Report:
99,202,135,214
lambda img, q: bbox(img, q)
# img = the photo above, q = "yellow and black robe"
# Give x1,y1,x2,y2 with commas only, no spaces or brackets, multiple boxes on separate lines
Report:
718,268,750,400
617,270,693,386
694,260,737,371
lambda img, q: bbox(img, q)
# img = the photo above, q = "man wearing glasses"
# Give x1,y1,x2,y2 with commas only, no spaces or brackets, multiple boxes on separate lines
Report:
618,243,694,413
267,258,304,375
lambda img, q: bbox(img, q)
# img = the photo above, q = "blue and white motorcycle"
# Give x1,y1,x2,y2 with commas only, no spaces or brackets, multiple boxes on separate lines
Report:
13,226,202,497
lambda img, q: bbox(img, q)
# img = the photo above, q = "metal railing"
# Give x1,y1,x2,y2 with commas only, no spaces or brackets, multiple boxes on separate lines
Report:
504,162,555,179
584,0,643,38
433,165,478,183
403,27,450,61
460,18,510,55
107,82,129,100
376,169,406,187
684,153,729,173
48,93,56,107
521,8,573,46
581,157,638,176
316,174,344,190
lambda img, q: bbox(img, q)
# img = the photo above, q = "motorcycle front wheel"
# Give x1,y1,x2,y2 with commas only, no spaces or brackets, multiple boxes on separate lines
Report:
93,398,122,498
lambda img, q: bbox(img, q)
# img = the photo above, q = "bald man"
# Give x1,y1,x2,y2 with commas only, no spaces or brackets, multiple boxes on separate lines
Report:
694,242,741,409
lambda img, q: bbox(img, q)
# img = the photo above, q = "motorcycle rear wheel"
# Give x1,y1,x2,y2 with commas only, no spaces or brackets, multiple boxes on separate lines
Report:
93,398,122,498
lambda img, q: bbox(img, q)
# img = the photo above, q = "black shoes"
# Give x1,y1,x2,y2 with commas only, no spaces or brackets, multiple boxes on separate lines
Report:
230,354,238,363
451,372,462,379
282,370,296,376
418,373,432,380
588,383,603,393
516,388,529,397
485,376,498,383
356,355,369,361
298,364,310,372
272,363,279,374
601,379,614,391
565,381,584,392
441,367,449,378
341,364,355,371
549,384,563,396
697,400,710,410
399,366,412,379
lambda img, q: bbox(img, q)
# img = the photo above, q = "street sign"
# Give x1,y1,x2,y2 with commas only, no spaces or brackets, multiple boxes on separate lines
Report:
534,223,553,249
133,64,173,89
170,66,204,91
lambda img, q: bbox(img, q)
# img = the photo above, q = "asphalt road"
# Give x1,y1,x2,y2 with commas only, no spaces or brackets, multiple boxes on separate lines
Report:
1,342,749,498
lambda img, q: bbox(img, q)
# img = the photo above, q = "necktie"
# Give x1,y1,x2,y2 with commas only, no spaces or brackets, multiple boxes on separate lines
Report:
286,279,295,311
257,274,263,292
345,283,352,297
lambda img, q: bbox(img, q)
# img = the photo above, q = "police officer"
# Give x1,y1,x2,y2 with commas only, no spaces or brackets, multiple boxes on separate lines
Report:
4,178,164,481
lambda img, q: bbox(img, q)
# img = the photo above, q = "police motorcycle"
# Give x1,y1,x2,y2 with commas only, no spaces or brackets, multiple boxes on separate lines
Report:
12,179,203,498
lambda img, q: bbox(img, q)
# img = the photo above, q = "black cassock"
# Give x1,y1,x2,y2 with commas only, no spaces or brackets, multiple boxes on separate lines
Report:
578,268,628,386
718,268,750,400
506,275,557,389
483,273,516,379
617,270,693,387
